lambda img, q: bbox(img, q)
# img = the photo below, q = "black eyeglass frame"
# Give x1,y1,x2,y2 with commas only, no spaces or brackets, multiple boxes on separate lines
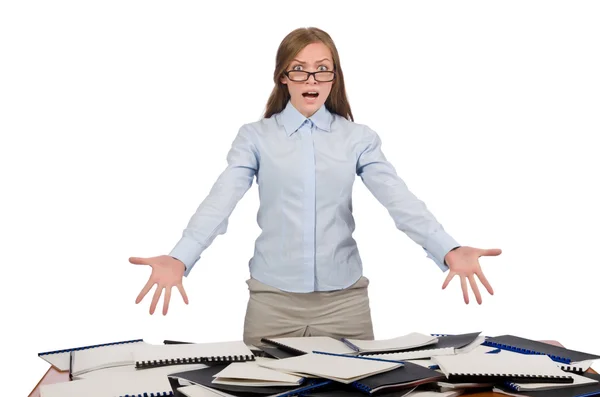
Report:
283,70,336,82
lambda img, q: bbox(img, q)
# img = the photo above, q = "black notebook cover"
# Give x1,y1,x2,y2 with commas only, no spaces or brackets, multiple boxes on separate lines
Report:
495,372,600,397
483,335,600,365
349,361,445,394
257,345,298,359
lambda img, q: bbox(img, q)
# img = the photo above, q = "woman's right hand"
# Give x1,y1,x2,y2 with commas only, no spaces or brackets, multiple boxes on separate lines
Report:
129,255,189,315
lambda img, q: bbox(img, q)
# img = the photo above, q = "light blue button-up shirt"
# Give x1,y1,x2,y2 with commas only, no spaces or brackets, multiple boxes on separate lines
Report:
169,100,460,292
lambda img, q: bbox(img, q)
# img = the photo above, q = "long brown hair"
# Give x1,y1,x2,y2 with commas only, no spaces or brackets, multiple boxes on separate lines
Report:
263,27,354,121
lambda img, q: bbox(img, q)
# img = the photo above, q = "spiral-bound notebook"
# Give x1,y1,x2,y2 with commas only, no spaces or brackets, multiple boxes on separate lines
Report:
257,352,403,384
433,352,574,384
212,361,305,387
261,336,357,356
359,332,484,360
341,332,439,354
168,364,332,396
483,335,600,370
40,368,175,397
493,372,600,397
37,338,145,371
134,341,255,368
348,361,445,395
502,370,599,392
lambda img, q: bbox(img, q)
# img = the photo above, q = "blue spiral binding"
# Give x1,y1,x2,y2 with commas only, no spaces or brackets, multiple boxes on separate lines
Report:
120,392,173,397
278,379,333,397
503,380,521,392
38,339,144,356
350,380,372,393
481,340,571,364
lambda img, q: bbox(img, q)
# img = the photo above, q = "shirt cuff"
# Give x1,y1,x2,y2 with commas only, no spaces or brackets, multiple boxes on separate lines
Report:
422,229,461,272
168,236,206,277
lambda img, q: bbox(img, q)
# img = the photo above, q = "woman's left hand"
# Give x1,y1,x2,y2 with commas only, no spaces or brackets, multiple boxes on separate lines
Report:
441,246,502,304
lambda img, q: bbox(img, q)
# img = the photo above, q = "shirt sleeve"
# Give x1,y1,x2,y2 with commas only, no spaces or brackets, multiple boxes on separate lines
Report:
356,126,459,272
169,124,259,276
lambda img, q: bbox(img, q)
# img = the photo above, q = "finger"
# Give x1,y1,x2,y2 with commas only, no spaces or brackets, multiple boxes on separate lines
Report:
479,248,502,257
476,270,494,295
150,284,163,315
468,274,482,305
163,286,172,316
129,256,154,265
441,271,455,290
136,278,155,304
177,283,189,304
460,276,469,304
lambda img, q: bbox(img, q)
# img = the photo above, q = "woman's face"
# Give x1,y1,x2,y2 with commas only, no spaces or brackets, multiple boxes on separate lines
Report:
280,42,335,118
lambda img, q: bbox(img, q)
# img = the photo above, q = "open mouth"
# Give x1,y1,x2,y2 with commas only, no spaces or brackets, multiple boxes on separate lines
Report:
302,91,319,98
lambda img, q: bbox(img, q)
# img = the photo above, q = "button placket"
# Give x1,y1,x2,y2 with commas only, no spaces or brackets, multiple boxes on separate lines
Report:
299,119,316,290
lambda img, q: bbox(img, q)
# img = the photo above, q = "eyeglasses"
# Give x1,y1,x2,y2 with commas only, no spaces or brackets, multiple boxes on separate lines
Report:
283,70,336,82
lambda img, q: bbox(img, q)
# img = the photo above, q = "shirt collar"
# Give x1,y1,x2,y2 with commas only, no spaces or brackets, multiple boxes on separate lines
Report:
279,100,332,136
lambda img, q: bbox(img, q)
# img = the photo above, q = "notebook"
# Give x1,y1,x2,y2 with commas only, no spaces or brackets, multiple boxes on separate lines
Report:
360,332,484,360
37,338,145,371
134,340,255,368
76,362,208,380
169,364,322,396
70,340,149,377
433,352,574,384
40,368,175,397
212,362,305,387
493,372,600,397
261,336,356,356
348,361,445,394
257,352,402,384
503,371,599,392
258,345,299,360
483,335,600,369
341,332,438,354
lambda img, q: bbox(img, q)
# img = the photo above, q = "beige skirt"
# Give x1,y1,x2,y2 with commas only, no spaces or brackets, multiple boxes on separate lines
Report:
242,276,374,347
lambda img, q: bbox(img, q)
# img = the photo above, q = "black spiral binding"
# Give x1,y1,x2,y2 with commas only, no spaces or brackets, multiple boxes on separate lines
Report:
482,340,572,364
120,392,173,397
260,338,307,356
135,354,255,369
448,372,573,384
38,339,144,357
559,363,586,374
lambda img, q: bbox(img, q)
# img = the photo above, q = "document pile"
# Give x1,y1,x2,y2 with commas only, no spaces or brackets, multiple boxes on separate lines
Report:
36,332,600,397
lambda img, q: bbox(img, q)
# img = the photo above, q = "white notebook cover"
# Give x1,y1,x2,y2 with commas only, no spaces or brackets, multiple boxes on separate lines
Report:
433,352,573,379
343,332,438,353
133,340,254,367
257,352,401,384
212,362,303,386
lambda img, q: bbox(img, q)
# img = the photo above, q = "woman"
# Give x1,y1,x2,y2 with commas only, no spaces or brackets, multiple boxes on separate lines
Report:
129,27,501,346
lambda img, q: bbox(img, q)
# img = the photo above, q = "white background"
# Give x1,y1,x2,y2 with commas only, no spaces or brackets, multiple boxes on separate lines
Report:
2,1,599,395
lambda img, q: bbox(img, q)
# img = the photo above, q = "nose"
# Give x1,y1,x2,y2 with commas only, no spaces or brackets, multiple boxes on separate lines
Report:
306,73,318,83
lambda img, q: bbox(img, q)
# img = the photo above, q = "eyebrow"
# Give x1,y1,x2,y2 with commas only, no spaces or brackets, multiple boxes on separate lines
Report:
292,58,332,64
